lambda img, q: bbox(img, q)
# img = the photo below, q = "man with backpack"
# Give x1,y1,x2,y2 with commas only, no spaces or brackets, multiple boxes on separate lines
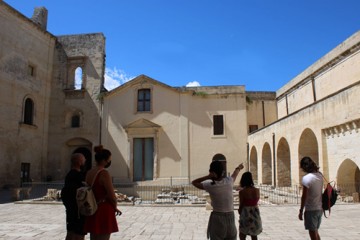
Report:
61,153,86,240
298,156,323,240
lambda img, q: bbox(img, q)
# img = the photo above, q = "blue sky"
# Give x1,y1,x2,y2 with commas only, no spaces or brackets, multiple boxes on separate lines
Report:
4,0,360,91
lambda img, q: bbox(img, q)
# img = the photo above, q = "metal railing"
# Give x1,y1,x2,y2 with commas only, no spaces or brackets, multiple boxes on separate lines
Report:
12,182,360,205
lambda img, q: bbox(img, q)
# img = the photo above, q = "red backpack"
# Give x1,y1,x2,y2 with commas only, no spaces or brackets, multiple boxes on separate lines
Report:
321,177,338,218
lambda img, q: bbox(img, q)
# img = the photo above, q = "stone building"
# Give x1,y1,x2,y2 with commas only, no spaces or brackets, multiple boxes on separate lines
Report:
248,31,360,195
1,1,358,195
0,2,275,187
0,2,105,187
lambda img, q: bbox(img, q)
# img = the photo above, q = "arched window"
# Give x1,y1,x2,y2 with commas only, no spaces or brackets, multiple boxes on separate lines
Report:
23,98,34,125
71,115,80,128
74,67,83,90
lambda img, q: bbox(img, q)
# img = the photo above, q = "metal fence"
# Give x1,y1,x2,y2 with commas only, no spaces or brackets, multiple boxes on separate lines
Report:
13,182,359,205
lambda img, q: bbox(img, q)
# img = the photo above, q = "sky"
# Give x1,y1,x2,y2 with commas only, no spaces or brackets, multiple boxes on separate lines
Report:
4,0,360,91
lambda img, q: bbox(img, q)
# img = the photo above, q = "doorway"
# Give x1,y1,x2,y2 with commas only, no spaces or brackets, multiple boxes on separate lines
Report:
133,138,154,181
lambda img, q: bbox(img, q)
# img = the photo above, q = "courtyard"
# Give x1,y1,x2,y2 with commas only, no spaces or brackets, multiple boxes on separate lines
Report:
0,202,359,240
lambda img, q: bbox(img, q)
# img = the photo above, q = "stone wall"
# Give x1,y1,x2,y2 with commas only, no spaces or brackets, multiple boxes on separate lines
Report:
0,2,56,186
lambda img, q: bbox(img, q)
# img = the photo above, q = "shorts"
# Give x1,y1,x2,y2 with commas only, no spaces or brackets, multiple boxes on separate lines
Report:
66,209,86,236
207,211,237,240
304,210,322,231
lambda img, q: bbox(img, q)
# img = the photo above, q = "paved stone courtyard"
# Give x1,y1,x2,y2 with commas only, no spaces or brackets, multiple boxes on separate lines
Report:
0,202,359,240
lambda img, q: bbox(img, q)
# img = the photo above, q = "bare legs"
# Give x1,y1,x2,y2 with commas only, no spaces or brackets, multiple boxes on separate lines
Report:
240,232,258,240
90,234,111,240
309,230,321,240
65,232,85,240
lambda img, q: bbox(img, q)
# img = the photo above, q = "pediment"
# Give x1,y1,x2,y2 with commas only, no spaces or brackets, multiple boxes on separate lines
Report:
124,118,161,130
105,74,178,97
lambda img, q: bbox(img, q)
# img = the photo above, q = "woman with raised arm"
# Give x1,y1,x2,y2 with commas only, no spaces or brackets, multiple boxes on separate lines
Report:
192,161,244,240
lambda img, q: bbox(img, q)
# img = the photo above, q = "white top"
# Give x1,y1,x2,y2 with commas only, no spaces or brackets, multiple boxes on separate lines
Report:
301,172,323,211
203,176,234,212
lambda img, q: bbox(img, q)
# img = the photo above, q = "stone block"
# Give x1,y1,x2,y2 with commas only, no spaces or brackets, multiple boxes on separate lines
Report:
352,192,360,202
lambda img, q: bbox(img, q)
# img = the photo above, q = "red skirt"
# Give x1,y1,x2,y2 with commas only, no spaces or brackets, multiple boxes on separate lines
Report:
84,202,119,234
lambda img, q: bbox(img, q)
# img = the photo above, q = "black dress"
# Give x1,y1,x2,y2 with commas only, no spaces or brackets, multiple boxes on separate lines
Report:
61,169,86,235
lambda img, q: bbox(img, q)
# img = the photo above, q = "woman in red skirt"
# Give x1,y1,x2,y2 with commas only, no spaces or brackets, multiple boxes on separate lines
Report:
84,145,121,240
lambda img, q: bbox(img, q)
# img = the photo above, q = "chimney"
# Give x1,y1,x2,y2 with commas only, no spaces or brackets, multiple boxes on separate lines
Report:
31,7,48,31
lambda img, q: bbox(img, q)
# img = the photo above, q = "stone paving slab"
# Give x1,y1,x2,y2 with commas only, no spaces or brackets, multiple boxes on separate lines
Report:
0,203,359,239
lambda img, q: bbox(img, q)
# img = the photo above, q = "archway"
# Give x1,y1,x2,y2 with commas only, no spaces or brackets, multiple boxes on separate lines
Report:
262,143,272,185
298,128,319,183
249,146,258,182
337,159,360,195
277,137,291,187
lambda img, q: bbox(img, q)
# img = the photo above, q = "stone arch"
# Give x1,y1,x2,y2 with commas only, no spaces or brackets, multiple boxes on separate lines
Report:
65,109,83,128
337,159,360,195
298,128,319,182
262,142,272,185
66,137,92,171
249,146,258,182
66,57,86,90
277,137,291,187
23,97,35,125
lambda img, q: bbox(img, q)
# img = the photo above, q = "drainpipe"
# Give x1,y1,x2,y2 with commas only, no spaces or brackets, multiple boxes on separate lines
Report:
272,133,276,187
311,77,317,102
262,101,265,127
247,143,249,171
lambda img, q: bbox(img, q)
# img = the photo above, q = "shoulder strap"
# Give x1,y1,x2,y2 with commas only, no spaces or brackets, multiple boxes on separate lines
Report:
319,172,329,184
91,169,104,187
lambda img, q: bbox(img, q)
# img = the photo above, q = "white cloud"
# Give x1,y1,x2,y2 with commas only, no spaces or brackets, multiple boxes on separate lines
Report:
186,81,201,87
104,67,134,90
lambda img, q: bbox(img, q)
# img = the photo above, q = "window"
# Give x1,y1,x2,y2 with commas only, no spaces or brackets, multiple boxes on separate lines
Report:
74,67,83,90
213,115,224,135
28,65,35,77
21,163,31,183
137,89,151,112
249,125,258,133
71,115,80,128
24,98,34,125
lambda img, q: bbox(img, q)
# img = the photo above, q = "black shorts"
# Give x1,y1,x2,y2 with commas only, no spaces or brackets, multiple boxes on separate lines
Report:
66,209,86,236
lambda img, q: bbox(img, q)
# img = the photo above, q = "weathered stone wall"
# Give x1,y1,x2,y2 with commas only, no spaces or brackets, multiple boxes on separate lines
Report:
0,2,105,186
0,2,55,186
46,33,105,181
